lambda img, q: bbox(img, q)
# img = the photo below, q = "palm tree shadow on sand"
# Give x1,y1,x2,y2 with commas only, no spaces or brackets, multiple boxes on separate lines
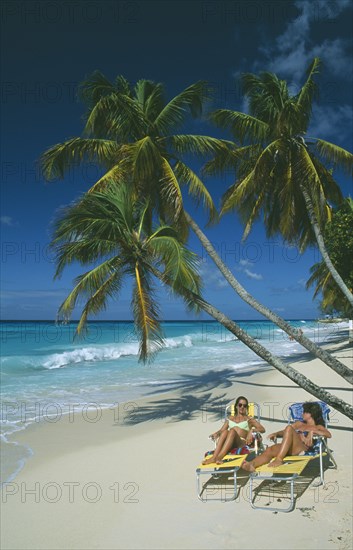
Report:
119,366,271,425
120,391,229,425
143,366,273,397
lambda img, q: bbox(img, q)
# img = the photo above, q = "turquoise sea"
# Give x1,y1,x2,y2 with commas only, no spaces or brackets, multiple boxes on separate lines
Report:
0,319,346,483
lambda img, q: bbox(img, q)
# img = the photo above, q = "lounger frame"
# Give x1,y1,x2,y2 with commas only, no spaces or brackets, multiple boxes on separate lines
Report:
249,401,337,512
196,462,241,502
196,400,262,502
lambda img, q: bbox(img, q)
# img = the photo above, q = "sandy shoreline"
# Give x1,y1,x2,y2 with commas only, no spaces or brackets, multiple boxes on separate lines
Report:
1,335,352,550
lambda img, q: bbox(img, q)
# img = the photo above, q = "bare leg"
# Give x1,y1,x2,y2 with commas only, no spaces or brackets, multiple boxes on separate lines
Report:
268,425,307,467
202,428,244,464
216,428,244,463
202,431,229,464
241,426,307,472
241,445,280,472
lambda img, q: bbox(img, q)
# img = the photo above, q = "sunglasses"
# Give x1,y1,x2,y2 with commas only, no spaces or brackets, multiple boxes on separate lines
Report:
238,403,247,407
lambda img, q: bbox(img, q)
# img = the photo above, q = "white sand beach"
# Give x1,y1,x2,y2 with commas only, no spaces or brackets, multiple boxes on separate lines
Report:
1,336,352,550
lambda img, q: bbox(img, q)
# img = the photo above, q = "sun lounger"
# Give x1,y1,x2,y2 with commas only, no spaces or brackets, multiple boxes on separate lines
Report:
248,401,337,512
196,454,247,502
196,401,262,502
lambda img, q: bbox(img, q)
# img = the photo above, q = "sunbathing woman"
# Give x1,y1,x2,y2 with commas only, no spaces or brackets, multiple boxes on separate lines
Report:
202,396,265,465
241,402,331,472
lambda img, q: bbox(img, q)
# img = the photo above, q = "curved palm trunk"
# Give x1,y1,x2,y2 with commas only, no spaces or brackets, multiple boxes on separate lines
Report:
185,212,353,384
300,185,353,308
153,268,353,420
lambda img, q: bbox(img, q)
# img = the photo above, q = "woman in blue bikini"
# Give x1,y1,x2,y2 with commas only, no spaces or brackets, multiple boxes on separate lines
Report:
241,401,332,472
202,396,265,465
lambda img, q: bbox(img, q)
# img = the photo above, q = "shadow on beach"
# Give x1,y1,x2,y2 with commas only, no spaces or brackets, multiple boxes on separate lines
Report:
119,363,352,431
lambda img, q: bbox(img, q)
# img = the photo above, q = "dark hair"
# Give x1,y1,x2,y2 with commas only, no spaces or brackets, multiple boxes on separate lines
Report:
235,396,248,408
303,402,325,426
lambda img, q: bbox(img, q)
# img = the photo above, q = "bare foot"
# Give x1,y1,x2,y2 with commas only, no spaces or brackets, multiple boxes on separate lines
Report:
202,456,216,465
216,459,224,464
240,461,256,473
268,458,284,468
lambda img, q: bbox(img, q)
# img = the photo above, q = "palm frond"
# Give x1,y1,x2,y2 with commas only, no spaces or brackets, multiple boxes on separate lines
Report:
53,238,119,278
133,264,164,362
159,157,184,221
314,139,353,176
40,138,120,181
57,258,122,323
120,136,163,183
221,139,281,214
148,229,201,295
309,155,343,206
87,162,129,193
174,161,217,222
51,187,136,270
241,72,288,127
165,134,233,157
154,81,209,135
202,144,260,177
220,169,255,215
209,109,269,142
78,71,117,107
306,262,331,297
242,189,266,241
295,58,320,127
114,75,132,95
134,80,165,121
83,93,147,140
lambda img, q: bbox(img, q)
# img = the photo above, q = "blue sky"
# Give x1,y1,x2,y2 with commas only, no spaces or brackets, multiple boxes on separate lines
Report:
1,0,352,321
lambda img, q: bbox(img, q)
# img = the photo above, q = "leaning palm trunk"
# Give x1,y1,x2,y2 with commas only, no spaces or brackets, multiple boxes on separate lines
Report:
300,184,353,308
185,212,353,384
153,268,353,420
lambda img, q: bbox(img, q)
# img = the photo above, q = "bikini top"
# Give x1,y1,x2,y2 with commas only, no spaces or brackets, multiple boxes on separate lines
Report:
228,418,249,431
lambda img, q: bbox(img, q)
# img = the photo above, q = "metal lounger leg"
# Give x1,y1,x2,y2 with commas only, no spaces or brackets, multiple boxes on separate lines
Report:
249,473,299,513
196,467,239,502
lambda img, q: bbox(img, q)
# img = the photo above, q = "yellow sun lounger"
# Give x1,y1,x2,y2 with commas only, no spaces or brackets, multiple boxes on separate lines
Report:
196,400,263,502
248,455,318,512
248,401,337,513
196,454,247,502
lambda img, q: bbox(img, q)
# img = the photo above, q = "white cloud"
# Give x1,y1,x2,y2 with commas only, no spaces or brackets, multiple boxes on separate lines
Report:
239,259,251,266
235,259,264,281
309,104,353,142
1,216,16,227
312,38,352,77
270,280,307,295
247,0,352,83
198,262,229,289
244,269,263,280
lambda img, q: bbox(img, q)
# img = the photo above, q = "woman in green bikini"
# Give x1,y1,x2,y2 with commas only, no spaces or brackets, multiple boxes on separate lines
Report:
202,396,265,465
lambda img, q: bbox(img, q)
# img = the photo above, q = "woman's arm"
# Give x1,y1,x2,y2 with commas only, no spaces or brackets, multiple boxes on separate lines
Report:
248,417,266,433
268,429,284,441
210,421,228,440
307,424,332,438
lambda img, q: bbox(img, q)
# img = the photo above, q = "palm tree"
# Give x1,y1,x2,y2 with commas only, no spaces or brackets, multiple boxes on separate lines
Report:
40,72,352,382
51,184,202,362
51,186,353,419
42,74,230,236
306,198,353,317
209,58,353,308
